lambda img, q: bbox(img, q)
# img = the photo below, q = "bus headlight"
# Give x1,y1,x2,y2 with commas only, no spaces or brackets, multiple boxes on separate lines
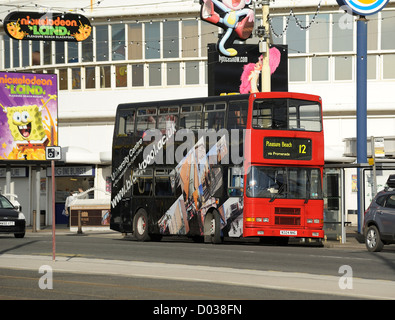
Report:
307,219,313,224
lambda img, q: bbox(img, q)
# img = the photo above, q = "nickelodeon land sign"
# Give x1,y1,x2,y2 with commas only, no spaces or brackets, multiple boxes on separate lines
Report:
0,72,58,161
4,11,91,42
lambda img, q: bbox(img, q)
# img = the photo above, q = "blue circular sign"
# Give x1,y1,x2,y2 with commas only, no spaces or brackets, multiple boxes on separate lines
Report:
337,0,390,15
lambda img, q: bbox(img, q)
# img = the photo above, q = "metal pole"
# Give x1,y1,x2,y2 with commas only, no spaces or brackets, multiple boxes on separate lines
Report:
356,16,368,233
51,160,56,261
261,0,271,92
35,165,41,231
78,210,83,234
371,136,377,196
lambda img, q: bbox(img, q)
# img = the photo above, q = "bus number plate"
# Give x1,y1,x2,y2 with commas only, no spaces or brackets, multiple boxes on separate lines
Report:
280,230,297,236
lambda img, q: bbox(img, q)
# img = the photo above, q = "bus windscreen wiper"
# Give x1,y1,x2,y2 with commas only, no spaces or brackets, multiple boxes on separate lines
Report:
269,183,285,202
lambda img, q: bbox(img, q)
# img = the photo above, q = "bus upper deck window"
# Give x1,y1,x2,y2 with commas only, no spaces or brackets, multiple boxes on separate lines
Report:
204,103,226,130
136,107,157,137
180,104,202,129
228,101,248,130
117,110,135,136
158,106,179,133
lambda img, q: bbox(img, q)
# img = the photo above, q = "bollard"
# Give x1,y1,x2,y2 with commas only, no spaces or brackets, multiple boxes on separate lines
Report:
32,210,37,232
77,210,83,234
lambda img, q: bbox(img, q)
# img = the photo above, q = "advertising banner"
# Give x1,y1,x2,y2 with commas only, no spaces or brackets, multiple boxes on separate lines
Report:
4,11,91,42
208,43,288,96
0,72,58,161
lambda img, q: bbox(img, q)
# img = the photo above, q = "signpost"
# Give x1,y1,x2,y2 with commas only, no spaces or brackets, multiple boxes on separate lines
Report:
46,146,61,261
337,0,389,233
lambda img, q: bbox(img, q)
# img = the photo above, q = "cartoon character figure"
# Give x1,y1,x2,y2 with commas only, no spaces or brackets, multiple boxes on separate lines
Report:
200,0,255,57
6,19,27,40
72,21,92,41
1,95,57,144
239,46,281,94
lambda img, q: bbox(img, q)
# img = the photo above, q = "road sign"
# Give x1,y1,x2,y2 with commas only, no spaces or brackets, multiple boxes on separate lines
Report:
46,146,62,160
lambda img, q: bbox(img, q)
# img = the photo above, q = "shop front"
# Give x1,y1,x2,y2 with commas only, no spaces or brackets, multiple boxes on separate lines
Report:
47,165,95,225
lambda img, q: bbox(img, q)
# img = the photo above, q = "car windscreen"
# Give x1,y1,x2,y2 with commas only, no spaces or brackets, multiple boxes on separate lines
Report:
0,196,15,209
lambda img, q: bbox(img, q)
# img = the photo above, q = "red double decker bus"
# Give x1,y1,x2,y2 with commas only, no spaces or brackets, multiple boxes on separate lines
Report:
110,92,324,243
243,92,324,242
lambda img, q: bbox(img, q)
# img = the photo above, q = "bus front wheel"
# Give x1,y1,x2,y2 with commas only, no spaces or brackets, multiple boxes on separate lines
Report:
133,209,150,241
204,210,222,244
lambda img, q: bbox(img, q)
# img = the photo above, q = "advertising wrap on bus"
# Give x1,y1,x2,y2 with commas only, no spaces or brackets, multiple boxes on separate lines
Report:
110,92,324,243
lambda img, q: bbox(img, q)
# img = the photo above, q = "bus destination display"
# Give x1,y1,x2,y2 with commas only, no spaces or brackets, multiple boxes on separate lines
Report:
263,137,312,160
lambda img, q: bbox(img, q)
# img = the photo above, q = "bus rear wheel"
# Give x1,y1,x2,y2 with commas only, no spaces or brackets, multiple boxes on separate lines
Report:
133,209,150,241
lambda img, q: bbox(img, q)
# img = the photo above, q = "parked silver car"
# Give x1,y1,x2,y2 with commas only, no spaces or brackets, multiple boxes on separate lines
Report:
0,194,26,238
364,175,395,252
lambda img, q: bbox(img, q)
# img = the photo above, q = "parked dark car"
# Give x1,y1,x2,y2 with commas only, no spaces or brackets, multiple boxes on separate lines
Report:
364,175,395,252
0,194,26,238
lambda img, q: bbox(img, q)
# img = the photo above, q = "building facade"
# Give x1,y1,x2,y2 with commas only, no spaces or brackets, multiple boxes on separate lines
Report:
1,0,395,237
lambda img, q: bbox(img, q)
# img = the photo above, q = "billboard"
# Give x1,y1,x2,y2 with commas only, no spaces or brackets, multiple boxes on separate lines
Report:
0,72,58,161
208,43,288,96
4,11,91,42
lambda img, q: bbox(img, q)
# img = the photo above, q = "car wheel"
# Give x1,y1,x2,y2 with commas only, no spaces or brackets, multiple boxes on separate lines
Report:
133,209,150,241
14,232,25,238
365,225,384,252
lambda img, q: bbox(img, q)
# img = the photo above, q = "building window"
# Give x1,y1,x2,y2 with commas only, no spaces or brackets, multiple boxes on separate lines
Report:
312,56,328,81
68,42,79,63
72,68,81,89
22,41,29,67
43,41,51,65
149,63,162,86
367,55,377,80
167,62,180,85
163,20,179,58
12,39,20,67
269,15,284,45
201,22,218,56
82,32,93,62
85,66,96,89
59,69,68,90
116,65,127,87
145,21,161,59
332,13,353,52
289,58,306,82
335,56,352,81
100,65,111,88
367,13,378,51
182,20,198,58
96,25,109,61
383,54,395,79
128,23,143,60
381,11,395,50
287,15,306,53
185,61,199,84
132,64,144,87
309,14,329,53
55,42,65,64
112,24,126,61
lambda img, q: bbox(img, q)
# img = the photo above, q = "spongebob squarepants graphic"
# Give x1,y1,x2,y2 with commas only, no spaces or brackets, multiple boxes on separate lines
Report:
1,95,57,160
